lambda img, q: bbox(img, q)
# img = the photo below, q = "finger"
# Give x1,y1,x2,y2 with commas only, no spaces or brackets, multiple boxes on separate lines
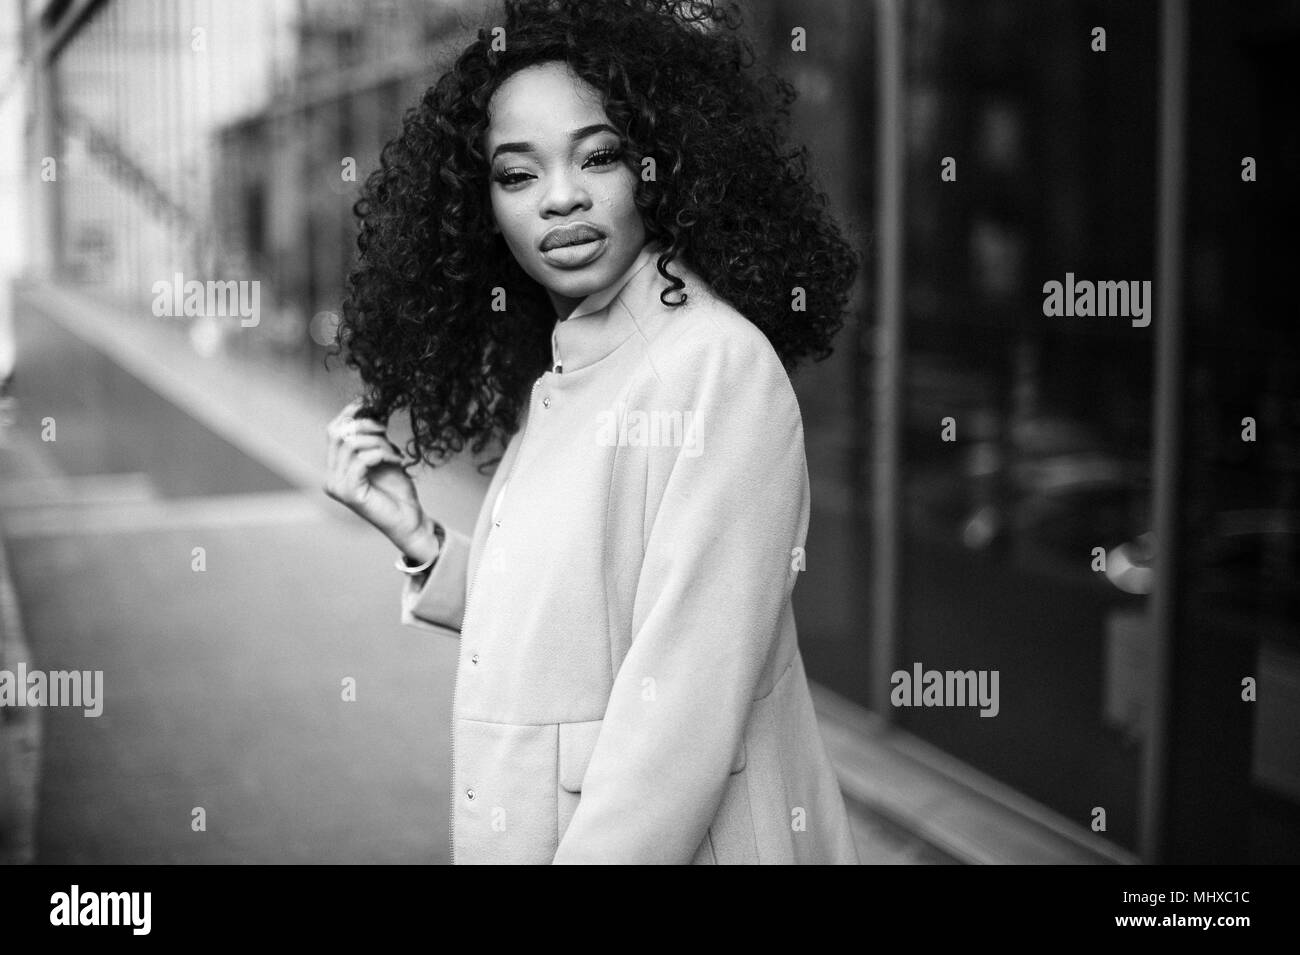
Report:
348,418,389,438
326,404,360,471
328,414,386,444
332,434,397,491
328,398,365,435
327,416,388,470
343,445,403,491
327,398,384,436
339,432,402,460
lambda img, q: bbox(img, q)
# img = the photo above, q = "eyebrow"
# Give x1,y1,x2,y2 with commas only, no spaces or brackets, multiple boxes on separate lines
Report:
490,123,620,161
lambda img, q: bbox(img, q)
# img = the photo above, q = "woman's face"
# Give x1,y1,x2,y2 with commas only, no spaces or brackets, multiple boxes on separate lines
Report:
485,61,647,318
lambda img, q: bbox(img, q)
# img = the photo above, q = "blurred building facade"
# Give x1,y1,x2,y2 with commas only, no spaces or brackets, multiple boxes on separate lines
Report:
8,0,1298,864
212,0,475,370
763,0,1298,864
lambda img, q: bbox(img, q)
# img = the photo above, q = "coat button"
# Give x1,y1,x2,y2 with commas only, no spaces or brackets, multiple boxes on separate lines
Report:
470,653,479,665
494,519,501,528
542,396,551,408
466,788,476,800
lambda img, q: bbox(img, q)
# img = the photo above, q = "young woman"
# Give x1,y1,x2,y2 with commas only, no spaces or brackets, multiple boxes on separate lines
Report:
325,0,861,864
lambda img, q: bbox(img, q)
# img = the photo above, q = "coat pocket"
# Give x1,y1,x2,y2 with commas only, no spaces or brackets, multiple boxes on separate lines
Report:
558,718,604,793
554,716,748,853
728,738,748,775
556,718,603,845
558,718,747,793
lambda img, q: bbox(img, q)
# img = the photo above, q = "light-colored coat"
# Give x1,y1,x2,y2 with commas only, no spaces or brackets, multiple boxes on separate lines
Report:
400,243,860,864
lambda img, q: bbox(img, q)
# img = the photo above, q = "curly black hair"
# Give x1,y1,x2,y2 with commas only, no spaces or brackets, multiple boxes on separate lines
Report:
331,0,859,468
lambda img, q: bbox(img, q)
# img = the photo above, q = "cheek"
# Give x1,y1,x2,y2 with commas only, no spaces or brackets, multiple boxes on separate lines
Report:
595,170,644,230
490,194,533,249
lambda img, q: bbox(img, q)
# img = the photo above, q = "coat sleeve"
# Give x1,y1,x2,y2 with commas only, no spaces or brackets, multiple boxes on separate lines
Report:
398,521,471,635
551,328,808,864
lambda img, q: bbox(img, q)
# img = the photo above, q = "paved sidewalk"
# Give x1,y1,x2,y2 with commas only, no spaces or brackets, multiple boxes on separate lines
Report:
5,496,460,863
0,284,482,862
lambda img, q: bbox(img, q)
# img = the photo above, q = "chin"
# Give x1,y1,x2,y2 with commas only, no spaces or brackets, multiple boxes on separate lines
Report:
544,272,611,298
534,261,619,298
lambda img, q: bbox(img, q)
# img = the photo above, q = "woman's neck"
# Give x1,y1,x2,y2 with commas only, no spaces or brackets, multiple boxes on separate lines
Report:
547,289,584,321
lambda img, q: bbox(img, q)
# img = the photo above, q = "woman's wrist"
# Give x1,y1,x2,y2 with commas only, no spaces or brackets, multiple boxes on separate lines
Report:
394,514,441,566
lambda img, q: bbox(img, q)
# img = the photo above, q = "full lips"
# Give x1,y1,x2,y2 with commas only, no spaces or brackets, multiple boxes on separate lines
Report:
540,235,608,268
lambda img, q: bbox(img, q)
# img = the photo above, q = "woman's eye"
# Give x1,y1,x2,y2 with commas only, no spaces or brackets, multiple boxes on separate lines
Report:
493,169,533,187
583,147,622,168
492,148,620,187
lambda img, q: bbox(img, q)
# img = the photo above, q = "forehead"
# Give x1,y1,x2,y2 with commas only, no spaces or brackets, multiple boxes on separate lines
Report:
485,62,609,147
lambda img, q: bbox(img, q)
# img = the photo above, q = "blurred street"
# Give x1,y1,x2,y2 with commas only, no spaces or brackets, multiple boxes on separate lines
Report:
0,283,475,863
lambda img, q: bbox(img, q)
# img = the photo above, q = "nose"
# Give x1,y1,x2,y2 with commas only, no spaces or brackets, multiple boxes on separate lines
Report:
540,167,591,218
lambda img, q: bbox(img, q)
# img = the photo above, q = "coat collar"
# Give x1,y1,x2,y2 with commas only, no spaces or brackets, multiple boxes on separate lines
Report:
549,241,667,375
